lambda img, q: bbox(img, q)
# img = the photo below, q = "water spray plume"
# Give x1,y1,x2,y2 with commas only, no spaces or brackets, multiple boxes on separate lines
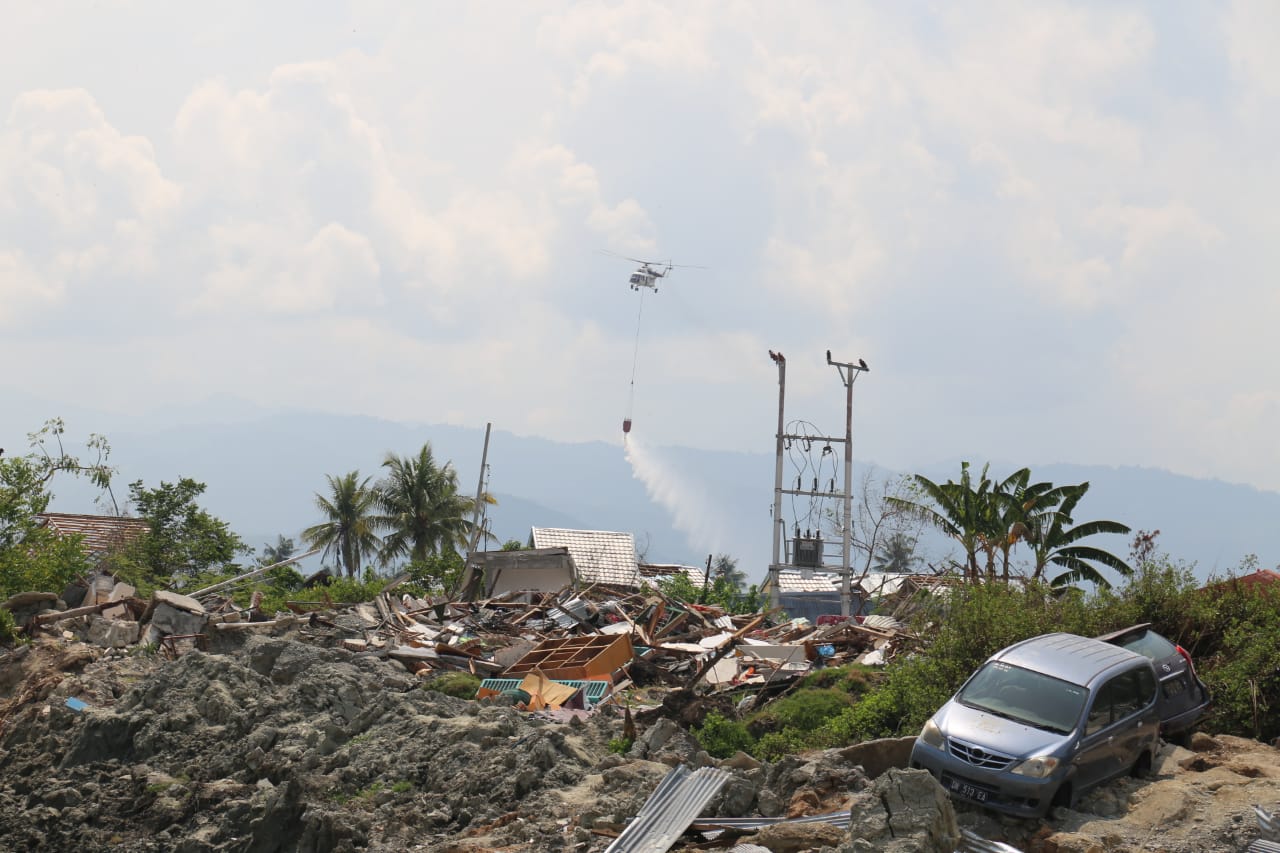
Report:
623,435,729,555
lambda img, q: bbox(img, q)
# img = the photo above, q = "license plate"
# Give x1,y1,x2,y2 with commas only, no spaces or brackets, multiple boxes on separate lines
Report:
948,778,989,802
1163,677,1186,698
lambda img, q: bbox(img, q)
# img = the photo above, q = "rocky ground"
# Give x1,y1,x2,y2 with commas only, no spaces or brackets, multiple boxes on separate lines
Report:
1,625,1277,853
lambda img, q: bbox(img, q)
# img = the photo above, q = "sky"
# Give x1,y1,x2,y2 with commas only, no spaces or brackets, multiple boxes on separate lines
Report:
3,1,1278,494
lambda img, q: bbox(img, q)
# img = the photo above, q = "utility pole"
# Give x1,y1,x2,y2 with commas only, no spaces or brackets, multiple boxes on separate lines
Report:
765,350,869,615
768,351,787,609
827,351,869,616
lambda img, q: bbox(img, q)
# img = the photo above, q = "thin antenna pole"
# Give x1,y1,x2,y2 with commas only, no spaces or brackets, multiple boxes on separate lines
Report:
467,423,492,557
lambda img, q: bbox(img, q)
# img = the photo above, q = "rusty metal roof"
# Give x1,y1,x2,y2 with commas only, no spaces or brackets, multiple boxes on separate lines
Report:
36,513,149,556
531,528,640,588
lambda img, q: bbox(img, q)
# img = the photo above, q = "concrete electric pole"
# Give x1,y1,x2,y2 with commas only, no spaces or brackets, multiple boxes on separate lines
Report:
766,350,869,616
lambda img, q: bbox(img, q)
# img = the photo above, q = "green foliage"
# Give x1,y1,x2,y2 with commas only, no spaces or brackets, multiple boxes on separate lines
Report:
302,472,381,579
692,712,755,758
831,553,1280,744
377,444,486,564
755,729,815,761
292,570,386,605
427,672,481,699
501,539,524,551
653,560,760,615
888,462,1131,587
607,737,634,754
748,688,854,738
110,478,249,589
390,780,412,794
406,551,466,596
0,526,93,599
258,535,297,566
0,608,20,644
797,663,879,696
0,438,97,598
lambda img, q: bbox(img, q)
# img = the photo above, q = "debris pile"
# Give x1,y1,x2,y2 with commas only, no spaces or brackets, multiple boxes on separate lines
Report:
5,568,1280,852
263,583,916,712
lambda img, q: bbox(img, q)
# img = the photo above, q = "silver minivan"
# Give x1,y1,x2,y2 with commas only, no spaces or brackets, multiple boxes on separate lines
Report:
910,632,1161,818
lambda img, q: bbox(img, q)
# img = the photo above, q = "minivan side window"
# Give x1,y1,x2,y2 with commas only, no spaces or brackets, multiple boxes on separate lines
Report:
1086,667,1156,734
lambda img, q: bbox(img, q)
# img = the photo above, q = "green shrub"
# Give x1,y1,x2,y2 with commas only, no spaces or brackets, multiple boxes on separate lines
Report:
754,730,801,761
607,737,634,754
693,712,755,758
797,663,880,697
427,672,481,699
748,688,853,738
0,608,19,645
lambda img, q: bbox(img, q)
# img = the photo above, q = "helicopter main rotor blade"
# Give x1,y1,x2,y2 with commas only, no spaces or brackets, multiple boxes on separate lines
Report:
597,248,658,265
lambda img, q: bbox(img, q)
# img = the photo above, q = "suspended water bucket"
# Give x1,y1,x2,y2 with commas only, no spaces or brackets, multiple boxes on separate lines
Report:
622,418,632,434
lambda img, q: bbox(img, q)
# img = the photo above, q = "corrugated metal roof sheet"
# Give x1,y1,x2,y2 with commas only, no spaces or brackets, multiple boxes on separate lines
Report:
532,528,640,588
1258,804,1279,842
957,828,1024,852
604,765,731,853
36,513,149,556
691,811,850,831
638,563,710,588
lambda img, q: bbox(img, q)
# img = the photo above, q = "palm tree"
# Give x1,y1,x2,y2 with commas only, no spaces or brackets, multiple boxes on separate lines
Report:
872,533,920,574
887,462,997,581
1026,482,1132,589
376,443,487,565
301,471,382,578
712,553,747,589
259,534,296,566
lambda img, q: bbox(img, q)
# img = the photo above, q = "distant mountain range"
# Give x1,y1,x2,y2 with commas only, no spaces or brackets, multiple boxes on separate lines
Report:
5,398,1276,585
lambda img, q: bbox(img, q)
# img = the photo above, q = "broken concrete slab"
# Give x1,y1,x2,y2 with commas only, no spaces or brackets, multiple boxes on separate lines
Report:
102,582,136,620
837,736,915,780
87,615,140,649
843,768,958,853
150,602,208,636
152,590,206,614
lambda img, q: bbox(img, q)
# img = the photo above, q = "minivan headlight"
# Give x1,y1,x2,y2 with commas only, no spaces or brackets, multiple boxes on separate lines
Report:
1011,755,1060,778
919,719,944,748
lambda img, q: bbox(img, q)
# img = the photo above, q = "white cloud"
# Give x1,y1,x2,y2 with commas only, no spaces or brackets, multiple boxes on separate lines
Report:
0,1,1277,496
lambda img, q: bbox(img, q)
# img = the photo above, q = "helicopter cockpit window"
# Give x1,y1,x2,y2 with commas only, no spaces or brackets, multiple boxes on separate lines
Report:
629,273,644,284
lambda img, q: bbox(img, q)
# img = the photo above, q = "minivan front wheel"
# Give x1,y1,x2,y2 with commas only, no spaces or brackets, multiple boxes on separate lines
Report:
1047,782,1073,817
1131,750,1153,779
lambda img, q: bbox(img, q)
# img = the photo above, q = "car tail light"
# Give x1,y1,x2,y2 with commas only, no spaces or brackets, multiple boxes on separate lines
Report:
1176,644,1197,676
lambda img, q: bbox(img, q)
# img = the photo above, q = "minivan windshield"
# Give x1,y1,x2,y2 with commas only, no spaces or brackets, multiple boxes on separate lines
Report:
957,661,1088,734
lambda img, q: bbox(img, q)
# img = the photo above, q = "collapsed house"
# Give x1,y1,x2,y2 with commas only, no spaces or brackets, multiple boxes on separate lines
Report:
3,520,931,719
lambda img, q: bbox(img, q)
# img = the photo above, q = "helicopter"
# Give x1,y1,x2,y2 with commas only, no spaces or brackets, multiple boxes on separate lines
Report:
628,261,672,292
603,253,703,292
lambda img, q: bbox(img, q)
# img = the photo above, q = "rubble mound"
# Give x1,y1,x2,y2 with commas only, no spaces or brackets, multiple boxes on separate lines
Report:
0,635,627,852
4,634,1280,852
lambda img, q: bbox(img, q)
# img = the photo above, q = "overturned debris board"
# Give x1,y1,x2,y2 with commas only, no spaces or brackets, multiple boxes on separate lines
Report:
604,765,731,853
503,634,634,681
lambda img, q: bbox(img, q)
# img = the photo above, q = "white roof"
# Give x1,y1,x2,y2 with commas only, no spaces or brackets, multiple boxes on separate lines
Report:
530,527,641,587
775,569,844,593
